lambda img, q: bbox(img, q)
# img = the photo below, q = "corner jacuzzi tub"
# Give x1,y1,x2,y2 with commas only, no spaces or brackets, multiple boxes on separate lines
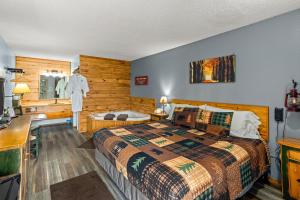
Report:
87,110,150,135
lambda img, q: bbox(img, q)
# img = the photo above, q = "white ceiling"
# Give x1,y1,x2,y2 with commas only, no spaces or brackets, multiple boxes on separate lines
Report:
0,0,299,61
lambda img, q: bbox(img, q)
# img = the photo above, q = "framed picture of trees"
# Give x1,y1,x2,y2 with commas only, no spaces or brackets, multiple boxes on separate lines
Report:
189,54,236,83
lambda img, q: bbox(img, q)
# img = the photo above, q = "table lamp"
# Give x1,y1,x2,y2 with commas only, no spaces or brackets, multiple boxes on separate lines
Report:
13,83,31,97
11,75,31,107
160,96,168,114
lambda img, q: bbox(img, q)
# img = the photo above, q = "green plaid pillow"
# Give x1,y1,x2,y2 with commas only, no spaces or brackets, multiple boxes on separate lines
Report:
211,112,233,129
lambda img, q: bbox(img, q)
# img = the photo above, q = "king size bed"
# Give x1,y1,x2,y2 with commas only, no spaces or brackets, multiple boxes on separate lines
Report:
92,99,270,200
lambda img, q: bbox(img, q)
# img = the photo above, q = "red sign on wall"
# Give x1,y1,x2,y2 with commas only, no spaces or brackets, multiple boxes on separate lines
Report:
135,76,148,85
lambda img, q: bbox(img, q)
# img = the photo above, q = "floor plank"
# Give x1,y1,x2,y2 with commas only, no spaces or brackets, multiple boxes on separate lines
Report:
27,124,126,200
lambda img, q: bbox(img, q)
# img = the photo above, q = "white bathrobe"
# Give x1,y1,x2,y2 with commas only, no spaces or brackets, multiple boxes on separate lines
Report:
65,74,89,129
65,74,89,112
55,78,67,98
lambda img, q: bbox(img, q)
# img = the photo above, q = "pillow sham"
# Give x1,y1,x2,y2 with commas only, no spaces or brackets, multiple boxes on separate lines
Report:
211,112,234,129
195,109,213,124
173,107,199,128
172,107,232,137
205,105,260,127
167,104,189,120
167,103,205,120
205,105,261,137
195,109,233,129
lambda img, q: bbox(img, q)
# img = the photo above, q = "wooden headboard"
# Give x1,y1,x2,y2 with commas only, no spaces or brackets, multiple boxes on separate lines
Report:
172,99,269,141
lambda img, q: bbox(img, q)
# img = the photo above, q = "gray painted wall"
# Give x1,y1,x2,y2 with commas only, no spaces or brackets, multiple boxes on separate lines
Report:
0,35,15,109
131,9,300,180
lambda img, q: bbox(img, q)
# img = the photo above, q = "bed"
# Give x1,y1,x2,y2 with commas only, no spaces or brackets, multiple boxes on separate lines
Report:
93,99,270,200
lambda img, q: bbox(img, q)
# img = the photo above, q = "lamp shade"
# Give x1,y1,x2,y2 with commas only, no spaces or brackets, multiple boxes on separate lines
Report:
13,83,31,94
160,96,168,104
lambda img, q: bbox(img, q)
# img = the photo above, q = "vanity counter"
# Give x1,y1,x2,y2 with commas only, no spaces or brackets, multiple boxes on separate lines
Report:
0,114,46,152
21,102,72,119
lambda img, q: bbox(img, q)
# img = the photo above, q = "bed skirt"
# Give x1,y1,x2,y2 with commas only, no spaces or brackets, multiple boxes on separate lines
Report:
95,149,148,200
95,149,264,200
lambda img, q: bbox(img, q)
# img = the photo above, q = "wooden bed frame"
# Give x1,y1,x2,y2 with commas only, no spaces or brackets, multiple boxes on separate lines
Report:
172,99,269,141
85,96,269,141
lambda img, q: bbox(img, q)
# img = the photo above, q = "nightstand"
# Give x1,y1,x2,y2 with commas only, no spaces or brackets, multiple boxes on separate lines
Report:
278,138,300,200
150,113,169,121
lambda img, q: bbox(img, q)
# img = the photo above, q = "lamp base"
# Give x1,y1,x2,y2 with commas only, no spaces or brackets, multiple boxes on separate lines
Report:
12,99,20,107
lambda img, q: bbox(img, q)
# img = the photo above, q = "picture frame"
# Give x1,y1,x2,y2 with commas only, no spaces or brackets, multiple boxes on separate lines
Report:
135,76,148,85
190,54,236,83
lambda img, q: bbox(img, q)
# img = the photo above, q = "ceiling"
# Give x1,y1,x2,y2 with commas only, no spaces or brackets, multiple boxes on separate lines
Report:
0,0,299,61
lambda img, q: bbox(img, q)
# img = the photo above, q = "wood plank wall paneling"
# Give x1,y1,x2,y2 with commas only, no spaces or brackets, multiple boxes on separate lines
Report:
79,55,131,132
15,57,72,119
130,96,156,114
16,56,71,105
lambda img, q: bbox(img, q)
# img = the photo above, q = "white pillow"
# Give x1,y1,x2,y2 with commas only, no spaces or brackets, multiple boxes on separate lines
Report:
230,123,261,139
198,104,207,110
231,111,261,130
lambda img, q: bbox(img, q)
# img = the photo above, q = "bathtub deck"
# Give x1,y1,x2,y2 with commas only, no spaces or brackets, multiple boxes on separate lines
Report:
86,110,151,137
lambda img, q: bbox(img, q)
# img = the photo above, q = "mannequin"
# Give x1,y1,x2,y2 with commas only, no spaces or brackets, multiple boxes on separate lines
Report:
65,68,89,130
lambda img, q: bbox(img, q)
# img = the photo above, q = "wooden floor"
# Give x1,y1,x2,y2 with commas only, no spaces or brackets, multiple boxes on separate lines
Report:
27,124,281,200
27,124,125,200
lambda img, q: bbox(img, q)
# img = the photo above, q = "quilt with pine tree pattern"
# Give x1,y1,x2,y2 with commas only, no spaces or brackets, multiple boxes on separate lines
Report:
93,120,269,200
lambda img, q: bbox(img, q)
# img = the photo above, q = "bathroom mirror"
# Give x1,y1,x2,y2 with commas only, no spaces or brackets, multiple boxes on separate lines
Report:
39,75,69,99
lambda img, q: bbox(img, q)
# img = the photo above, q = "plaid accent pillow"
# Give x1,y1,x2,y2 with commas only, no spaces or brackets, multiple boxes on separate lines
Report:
196,109,213,124
195,109,213,124
194,109,233,136
211,112,233,129
173,107,199,128
195,109,212,131
195,123,229,137
206,124,229,137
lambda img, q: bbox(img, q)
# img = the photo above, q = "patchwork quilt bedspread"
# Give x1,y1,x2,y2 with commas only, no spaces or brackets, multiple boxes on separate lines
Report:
93,120,269,200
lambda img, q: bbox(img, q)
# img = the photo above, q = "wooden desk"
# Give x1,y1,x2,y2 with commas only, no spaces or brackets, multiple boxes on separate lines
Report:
0,114,46,200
